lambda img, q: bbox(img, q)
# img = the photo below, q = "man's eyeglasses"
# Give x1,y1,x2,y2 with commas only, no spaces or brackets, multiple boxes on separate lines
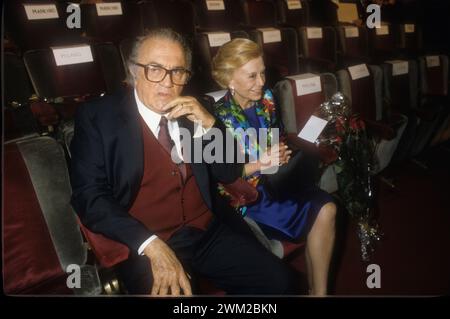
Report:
132,62,192,86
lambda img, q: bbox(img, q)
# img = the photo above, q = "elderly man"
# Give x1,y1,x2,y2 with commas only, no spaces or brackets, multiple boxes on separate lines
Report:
70,28,296,295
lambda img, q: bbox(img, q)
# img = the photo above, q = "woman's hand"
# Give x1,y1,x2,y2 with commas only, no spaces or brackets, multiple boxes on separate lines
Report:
162,96,215,129
244,142,292,176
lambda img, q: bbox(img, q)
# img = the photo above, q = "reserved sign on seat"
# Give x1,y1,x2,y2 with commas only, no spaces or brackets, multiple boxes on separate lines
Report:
287,73,322,96
348,64,370,80
206,0,225,11
206,32,231,47
52,45,94,66
96,2,123,16
287,0,302,10
258,28,282,44
344,26,359,38
306,27,323,39
426,56,440,68
386,60,409,76
24,4,59,20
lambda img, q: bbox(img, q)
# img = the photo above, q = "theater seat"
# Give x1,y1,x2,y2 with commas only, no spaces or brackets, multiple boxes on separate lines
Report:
335,25,370,68
62,122,130,270
3,136,101,295
249,27,300,86
23,44,111,122
297,26,338,73
337,64,408,173
382,60,420,163
416,55,450,150
4,52,39,140
194,30,249,93
274,72,340,193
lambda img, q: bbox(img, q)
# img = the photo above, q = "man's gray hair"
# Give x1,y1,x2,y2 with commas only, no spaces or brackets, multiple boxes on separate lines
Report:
126,28,192,86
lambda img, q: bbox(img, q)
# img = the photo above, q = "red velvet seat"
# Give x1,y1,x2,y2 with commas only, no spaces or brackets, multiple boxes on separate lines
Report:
337,63,409,173
277,0,309,28
193,30,249,93
23,44,118,121
4,1,83,51
274,72,340,193
298,27,338,73
192,0,237,32
4,136,100,295
80,1,143,45
335,25,370,68
248,27,299,86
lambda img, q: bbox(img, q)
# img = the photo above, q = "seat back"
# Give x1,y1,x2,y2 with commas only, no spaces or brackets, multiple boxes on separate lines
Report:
274,73,339,193
148,0,196,37
194,31,249,92
337,64,382,122
382,60,419,114
4,136,100,294
94,43,127,94
5,1,83,51
419,55,449,97
299,27,337,65
274,73,338,134
23,45,107,100
4,53,38,140
240,0,278,27
336,25,369,65
63,124,131,269
369,23,397,62
397,23,422,53
276,0,309,27
80,1,143,44
249,27,299,86
192,0,236,31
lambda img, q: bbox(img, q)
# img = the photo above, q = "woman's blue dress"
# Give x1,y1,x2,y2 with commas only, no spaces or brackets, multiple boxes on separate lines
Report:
242,105,334,242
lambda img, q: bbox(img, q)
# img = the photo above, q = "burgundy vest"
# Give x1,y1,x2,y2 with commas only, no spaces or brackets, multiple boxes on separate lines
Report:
129,118,213,241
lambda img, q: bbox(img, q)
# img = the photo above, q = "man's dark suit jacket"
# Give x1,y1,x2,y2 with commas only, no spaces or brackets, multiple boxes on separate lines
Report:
70,89,244,253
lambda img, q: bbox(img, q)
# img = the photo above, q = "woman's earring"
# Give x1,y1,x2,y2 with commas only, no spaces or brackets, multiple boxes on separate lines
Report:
230,87,235,96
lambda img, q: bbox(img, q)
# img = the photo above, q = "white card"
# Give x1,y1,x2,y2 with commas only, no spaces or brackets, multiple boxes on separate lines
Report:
386,60,409,76
298,115,328,143
52,45,94,66
287,73,322,96
306,27,323,39
206,32,231,47
344,26,359,38
404,24,415,33
286,0,302,10
96,2,123,16
426,56,440,68
205,90,227,102
348,64,370,80
375,25,389,36
206,0,225,11
24,4,59,20
258,28,282,43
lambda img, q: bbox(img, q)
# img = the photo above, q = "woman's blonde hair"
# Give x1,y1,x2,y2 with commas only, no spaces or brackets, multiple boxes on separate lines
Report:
211,38,263,89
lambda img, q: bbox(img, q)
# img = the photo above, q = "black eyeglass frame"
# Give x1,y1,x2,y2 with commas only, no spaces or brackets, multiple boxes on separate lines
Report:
131,61,192,86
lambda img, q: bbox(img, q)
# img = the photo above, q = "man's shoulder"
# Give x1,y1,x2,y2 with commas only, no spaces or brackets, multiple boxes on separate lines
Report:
77,88,134,119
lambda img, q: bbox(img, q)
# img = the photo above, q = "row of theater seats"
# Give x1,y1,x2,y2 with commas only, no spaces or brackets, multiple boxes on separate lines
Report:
3,0,450,294
4,61,449,294
4,0,312,52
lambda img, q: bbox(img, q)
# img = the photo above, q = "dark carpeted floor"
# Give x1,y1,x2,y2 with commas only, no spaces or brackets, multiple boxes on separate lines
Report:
329,142,450,295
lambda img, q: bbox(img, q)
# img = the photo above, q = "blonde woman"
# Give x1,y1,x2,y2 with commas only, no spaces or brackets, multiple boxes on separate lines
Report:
212,38,337,296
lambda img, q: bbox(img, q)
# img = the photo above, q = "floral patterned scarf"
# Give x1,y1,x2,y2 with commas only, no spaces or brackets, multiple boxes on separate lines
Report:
214,89,280,209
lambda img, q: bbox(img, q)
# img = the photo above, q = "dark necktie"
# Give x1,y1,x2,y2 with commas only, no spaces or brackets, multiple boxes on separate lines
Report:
158,116,186,182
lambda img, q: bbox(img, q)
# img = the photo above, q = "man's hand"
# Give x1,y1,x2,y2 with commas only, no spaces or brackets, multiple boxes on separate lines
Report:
162,96,215,129
143,238,192,296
